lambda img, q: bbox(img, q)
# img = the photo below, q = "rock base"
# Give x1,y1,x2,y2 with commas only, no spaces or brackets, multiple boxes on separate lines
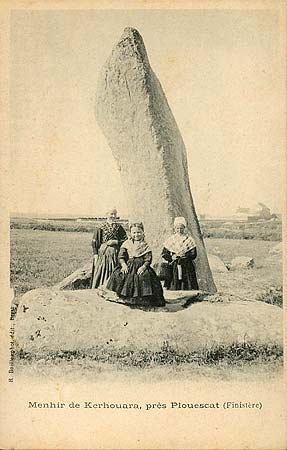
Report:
14,289,282,358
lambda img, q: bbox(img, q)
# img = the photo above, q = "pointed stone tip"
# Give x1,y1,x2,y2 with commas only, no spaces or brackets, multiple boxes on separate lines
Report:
118,27,146,49
121,27,142,40
114,27,147,61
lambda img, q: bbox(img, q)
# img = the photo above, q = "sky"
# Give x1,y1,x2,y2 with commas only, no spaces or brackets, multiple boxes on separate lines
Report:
10,9,284,217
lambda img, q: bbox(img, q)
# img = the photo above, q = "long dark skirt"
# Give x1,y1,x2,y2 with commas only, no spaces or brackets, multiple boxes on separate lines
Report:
91,244,118,289
107,256,165,307
164,257,199,290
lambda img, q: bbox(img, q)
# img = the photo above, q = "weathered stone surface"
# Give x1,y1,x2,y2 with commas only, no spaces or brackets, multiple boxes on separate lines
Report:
207,254,228,273
54,261,92,290
15,289,282,357
99,286,203,310
231,256,255,270
95,27,216,293
269,242,282,255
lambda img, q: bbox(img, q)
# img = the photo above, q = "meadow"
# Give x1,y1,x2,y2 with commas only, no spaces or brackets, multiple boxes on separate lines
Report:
10,216,282,240
10,229,91,296
11,226,283,380
10,217,282,297
200,219,281,241
10,228,282,302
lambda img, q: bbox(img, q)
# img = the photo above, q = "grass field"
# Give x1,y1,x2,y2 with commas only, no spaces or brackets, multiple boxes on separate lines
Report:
11,228,283,379
11,217,282,240
16,350,283,383
205,238,282,302
11,229,282,302
201,220,281,241
10,229,91,296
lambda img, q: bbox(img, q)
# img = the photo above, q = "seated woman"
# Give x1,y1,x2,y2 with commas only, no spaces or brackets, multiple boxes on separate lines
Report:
106,222,165,307
91,208,127,289
161,217,199,290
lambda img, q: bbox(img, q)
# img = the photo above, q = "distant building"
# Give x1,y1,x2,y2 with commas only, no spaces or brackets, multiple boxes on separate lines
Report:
76,215,129,224
77,216,119,222
247,203,271,222
257,203,271,219
234,203,277,222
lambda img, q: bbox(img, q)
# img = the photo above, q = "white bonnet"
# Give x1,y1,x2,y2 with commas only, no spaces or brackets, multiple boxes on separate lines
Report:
173,216,187,227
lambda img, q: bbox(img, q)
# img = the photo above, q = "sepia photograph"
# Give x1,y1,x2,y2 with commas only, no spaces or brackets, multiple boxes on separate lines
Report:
1,1,286,448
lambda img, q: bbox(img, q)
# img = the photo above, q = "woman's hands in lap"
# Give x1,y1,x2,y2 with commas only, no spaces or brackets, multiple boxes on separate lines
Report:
121,264,128,274
137,265,146,276
106,239,118,246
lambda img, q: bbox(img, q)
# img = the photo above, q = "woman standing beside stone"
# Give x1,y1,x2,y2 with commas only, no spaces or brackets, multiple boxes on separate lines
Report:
91,209,127,289
161,217,198,290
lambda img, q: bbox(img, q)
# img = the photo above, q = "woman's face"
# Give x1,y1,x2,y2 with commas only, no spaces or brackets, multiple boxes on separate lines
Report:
107,211,116,221
130,226,144,241
174,224,185,235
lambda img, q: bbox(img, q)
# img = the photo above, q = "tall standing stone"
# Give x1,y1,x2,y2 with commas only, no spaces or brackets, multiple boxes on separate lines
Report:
95,27,216,293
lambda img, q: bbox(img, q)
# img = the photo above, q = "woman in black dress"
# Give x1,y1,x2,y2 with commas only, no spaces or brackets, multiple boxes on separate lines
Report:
161,217,198,290
107,222,165,307
91,209,127,289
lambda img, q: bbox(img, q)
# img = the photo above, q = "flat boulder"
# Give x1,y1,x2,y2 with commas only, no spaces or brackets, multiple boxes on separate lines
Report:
54,262,92,290
269,242,282,255
208,254,228,273
14,288,282,358
230,256,255,270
